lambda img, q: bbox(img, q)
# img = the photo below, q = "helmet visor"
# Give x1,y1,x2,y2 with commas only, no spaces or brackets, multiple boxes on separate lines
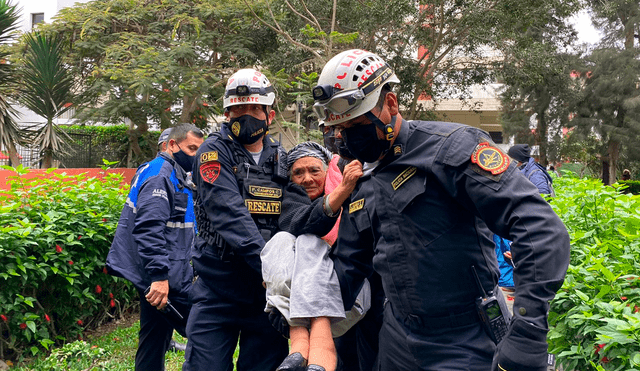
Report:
312,89,365,121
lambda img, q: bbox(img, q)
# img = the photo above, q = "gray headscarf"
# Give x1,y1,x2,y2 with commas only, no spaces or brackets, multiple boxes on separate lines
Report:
286,141,333,171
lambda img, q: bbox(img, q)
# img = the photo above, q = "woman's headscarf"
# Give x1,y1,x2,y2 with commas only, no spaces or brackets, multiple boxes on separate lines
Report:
286,141,333,171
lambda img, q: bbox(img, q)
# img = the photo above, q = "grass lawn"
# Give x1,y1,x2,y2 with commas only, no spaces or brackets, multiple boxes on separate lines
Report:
11,320,240,370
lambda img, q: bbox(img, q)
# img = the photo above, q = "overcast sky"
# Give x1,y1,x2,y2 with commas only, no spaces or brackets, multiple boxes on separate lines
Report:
570,9,602,45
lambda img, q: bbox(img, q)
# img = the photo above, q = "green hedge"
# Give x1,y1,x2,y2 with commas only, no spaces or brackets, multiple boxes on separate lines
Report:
619,180,640,195
0,165,137,362
548,173,640,370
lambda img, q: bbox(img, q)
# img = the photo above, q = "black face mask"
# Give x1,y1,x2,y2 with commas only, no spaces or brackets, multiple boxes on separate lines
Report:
343,113,395,163
228,115,268,144
173,144,195,172
334,136,355,160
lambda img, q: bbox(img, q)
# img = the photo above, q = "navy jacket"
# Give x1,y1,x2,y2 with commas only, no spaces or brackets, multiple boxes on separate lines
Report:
332,120,570,331
520,157,553,195
106,152,196,299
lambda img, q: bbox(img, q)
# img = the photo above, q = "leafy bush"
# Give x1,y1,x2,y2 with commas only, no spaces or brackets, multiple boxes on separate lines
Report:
548,172,640,370
0,165,137,361
619,180,640,195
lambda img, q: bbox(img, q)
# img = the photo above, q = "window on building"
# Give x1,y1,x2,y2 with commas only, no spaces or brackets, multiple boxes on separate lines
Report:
31,13,44,28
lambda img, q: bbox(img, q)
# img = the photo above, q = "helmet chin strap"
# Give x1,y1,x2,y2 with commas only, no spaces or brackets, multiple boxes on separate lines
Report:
364,111,397,141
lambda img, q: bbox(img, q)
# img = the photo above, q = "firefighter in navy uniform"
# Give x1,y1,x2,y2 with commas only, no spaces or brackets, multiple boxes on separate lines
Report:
183,69,289,371
313,50,570,371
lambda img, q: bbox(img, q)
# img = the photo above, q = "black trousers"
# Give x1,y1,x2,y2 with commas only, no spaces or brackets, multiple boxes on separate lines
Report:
135,289,191,371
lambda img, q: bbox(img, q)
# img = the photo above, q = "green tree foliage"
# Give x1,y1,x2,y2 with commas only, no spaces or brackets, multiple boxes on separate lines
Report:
247,0,584,125
570,48,640,184
571,0,640,184
15,32,75,169
40,0,266,166
497,0,581,166
0,0,23,167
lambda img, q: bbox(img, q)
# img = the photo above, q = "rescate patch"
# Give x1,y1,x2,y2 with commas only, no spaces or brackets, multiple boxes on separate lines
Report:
200,161,221,184
471,142,510,175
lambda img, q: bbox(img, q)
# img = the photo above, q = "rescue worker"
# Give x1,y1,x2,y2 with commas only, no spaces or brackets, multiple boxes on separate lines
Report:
106,123,204,371
313,49,571,371
183,69,289,371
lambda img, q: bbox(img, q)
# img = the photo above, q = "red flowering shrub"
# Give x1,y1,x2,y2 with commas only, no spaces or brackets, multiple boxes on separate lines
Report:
0,167,138,360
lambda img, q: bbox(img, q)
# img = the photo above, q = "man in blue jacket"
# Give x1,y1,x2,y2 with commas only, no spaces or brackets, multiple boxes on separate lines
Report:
507,144,554,195
106,123,204,371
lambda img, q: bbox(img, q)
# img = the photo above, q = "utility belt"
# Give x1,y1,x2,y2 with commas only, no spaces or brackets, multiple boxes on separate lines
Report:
402,304,480,333
199,230,234,262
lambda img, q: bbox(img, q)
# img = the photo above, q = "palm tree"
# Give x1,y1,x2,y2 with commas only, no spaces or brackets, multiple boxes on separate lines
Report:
0,0,23,167
16,31,74,168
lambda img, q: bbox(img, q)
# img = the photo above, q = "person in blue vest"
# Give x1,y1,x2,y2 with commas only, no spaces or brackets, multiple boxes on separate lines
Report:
183,69,289,371
106,123,204,371
313,49,570,371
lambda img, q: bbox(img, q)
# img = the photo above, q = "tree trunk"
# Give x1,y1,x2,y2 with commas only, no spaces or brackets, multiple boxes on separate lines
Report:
180,95,196,125
8,141,20,167
602,159,610,185
607,139,620,184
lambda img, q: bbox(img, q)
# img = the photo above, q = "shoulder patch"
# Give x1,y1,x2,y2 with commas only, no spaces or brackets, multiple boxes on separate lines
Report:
349,198,365,213
471,142,509,175
200,151,218,163
200,161,221,184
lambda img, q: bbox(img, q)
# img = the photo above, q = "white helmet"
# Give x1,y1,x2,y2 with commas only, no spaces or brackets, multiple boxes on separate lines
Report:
223,69,275,109
312,49,400,126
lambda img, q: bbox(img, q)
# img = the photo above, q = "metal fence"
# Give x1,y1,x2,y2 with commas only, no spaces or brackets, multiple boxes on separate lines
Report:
2,130,129,169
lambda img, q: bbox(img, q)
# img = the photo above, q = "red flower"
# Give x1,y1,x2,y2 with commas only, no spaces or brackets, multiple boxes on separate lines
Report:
56,245,62,253
68,260,74,265
595,343,605,355
77,319,83,325
102,218,107,222
635,305,639,313
202,103,209,107
601,356,610,363
621,297,628,301
110,299,116,308
103,267,108,274
163,88,170,92
45,314,50,322
77,235,82,240
1,314,7,322
95,285,102,294
63,102,73,108
19,323,26,330
109,293,114,299
165,107,171,112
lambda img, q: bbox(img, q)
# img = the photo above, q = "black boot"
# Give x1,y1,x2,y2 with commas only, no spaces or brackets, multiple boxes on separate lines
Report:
306,365,326,371
168,339,187,352
276,352,308,371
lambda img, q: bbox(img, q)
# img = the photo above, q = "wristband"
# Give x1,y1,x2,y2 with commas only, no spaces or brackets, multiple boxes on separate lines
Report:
323,194,339,217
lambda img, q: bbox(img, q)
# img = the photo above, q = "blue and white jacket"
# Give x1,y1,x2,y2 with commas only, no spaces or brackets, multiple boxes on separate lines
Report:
106,152,195,299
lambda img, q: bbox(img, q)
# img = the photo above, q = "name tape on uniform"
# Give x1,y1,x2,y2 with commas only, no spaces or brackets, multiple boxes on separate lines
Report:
391,166,417,190
245,199,281,214
349,198,365,213
248,185,282,199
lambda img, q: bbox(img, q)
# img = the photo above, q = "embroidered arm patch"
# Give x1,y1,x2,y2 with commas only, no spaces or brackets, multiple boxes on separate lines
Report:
471,142,510,175
200,161,221,184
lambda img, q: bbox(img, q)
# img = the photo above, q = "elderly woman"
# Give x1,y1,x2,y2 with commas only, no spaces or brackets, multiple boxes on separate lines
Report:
261,142,369,371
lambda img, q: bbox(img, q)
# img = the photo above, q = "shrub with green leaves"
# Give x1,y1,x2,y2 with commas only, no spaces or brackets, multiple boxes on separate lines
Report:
0,165,137,361
548,172,640,370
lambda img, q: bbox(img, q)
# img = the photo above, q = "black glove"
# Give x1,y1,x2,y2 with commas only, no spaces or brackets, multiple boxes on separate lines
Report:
268,308,290,339
492,318,549,371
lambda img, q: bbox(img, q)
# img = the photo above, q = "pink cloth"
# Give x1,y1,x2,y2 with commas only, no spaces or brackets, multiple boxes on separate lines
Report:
322,155,342,246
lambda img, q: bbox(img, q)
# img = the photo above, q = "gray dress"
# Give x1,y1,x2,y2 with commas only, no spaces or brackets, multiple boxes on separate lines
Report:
261,231,370,337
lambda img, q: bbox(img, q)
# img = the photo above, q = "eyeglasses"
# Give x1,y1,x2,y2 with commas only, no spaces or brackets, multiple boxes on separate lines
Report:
312,64,394,122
